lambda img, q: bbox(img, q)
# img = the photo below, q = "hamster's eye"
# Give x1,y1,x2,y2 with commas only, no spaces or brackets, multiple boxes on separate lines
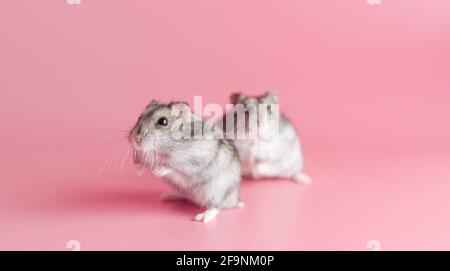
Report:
157,117,168,127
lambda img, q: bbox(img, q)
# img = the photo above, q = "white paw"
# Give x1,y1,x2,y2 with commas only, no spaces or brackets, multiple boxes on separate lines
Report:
134,164,147,176
293,173,312,185
154,167,173,177
67,0,81,5
249,168,261,179
193,208,219,223
237,201,245,208
160,192,186,201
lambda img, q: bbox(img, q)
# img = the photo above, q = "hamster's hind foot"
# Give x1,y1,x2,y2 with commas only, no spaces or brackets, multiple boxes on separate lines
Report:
293,172,312,185
193,207,219,223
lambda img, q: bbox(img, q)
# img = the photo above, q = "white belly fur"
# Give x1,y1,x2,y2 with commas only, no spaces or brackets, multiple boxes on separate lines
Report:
234,126,303,179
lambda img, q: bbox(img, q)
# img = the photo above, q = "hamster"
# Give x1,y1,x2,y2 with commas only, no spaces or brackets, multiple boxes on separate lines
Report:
218,91,311,184
129,100,243,223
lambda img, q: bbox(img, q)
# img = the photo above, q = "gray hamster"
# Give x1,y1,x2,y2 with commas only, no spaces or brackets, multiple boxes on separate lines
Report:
218,91,311,184
129,100,243,223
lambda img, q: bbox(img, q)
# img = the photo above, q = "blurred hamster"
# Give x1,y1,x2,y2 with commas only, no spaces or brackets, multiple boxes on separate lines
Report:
219,91,311,184
129,100,243,223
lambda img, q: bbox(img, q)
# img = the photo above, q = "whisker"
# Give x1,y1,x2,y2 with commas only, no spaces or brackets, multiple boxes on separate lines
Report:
97,141,128,182
88,136,125,151
127,148,134,179
97,147,115,182
144,151,150,170
152,149,157,170
120,149,131,178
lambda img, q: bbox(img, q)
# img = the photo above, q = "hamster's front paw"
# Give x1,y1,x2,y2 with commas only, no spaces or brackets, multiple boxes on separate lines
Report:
237,201,245,208
193,208,219,223
134,164,148,176
293,172,312,185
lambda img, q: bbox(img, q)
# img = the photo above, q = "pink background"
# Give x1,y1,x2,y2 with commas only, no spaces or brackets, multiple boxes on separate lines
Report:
1,0,450,250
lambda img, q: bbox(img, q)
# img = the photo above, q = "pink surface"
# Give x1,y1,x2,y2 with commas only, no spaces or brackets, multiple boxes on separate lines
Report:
1,0,450,250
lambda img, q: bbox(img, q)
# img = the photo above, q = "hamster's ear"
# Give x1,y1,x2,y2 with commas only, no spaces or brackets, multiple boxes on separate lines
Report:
145,99,159,109
265,90,279,104
169,101,191,118
230,92,244,104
